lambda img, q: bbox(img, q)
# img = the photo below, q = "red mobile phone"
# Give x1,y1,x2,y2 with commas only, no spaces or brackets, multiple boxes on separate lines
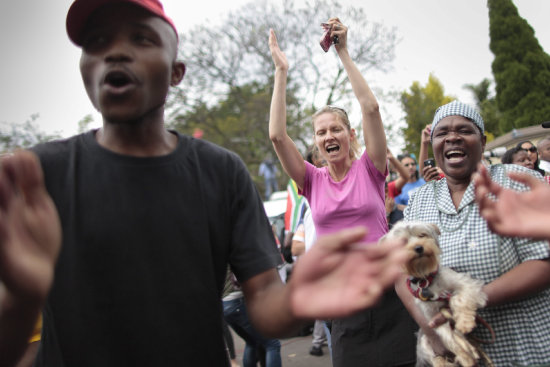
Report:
320,23,339,52
320,23,332,52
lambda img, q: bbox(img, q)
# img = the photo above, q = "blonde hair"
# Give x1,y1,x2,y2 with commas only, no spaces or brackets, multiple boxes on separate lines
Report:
312,106,361,160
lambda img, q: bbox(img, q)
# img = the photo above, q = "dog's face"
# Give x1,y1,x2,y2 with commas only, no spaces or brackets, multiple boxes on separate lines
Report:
383,221,441,279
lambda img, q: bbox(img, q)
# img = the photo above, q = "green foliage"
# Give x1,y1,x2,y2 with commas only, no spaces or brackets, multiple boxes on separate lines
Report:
77,114,95,134
167,0,397,188
174,0,397,112
488,0,550,131
400,74,453,155
463,78,501,138
0,114,61,153
170,82,309,190
463,79,492,105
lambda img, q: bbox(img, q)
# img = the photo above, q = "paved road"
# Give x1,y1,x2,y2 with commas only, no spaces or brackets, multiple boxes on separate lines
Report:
232,330,332,367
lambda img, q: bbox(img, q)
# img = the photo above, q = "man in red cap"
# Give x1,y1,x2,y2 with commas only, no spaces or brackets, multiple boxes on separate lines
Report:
0,1,406,366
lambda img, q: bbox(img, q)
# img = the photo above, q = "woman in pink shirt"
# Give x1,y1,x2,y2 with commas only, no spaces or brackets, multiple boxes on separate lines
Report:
268,18,417,367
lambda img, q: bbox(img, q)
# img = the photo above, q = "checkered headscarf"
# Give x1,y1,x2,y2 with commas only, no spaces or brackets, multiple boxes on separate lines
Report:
431,100,484,141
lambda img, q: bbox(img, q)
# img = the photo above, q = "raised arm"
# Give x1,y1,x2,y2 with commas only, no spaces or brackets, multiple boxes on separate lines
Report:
418,124,440,181
388,149,408,193
418,125,430,175
0,151,61,367
268,29,306,189
329,18,387,173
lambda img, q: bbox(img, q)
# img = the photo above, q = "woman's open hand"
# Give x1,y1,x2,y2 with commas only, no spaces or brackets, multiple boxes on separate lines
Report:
269,29,288,72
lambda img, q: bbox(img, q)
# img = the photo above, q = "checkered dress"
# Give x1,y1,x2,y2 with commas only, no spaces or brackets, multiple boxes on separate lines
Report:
404,164,550,366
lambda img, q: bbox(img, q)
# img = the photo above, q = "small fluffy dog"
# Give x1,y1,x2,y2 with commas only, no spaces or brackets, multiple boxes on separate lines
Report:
382,221,487,367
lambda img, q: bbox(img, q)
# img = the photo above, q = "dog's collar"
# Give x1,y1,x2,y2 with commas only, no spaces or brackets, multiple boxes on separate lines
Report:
407,269,451,302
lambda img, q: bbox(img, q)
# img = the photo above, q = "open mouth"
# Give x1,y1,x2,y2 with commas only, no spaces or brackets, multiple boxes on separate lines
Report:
104,71,133,88
326,144,340,154
445,149,466,163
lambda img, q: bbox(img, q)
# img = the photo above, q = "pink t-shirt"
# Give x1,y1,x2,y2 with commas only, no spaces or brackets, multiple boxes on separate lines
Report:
299,151,388,244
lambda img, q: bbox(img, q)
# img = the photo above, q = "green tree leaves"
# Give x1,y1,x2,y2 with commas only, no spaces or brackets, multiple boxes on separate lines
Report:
0,114,61,153
400,74,453,156
488,0,550,131
166,0,397,187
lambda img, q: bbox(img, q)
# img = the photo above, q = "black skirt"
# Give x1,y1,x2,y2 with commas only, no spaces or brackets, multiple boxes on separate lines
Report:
331,289,418,367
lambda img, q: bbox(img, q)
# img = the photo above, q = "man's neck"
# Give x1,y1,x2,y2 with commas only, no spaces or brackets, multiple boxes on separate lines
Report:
96,122,178,157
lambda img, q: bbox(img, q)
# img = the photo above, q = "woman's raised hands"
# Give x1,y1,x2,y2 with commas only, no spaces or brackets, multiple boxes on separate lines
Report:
269,29,288,72
326,17,348,51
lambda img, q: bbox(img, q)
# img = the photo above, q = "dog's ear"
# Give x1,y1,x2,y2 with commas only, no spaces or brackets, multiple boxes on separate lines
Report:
428,223,440,236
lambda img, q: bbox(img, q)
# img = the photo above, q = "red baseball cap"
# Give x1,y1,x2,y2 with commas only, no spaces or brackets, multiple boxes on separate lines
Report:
66,0,178,46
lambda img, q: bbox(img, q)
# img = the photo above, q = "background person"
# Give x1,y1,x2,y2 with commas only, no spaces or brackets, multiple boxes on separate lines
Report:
516,140,545,176
289,150,330,358
398,100,550,365
385,181,404,229
537,136,550,181
259,156,279,200
268,19,417,367
223,271,282,367
222,319,241,367
501,146,535,169
418,124,444,182
291,209,329,358
386,148,411,200
393,154,425,211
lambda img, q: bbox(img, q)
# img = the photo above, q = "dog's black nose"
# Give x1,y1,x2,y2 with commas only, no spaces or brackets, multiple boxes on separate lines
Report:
414,245,424,254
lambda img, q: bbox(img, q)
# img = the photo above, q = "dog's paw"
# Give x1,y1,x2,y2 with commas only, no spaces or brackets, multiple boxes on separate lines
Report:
432,355,455,367
454,334,479,360
454,352,477,367
455,315,476,334
432,355,447,367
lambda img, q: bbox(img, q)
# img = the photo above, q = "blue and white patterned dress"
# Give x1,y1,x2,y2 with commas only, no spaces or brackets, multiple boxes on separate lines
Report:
405,164,550,366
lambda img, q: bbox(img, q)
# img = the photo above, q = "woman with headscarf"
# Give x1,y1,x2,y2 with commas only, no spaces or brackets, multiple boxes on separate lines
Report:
397,100,550,366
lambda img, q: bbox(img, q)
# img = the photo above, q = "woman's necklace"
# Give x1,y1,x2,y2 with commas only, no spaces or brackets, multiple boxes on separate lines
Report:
434,180,473,233
329,165,351,182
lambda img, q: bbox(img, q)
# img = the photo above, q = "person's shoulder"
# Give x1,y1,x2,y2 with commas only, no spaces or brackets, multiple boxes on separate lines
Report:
490,163,543,179
176,132,249,175
489,163,543,190
407,178,436,206
304,159,327,176
404,179,439,220
414,178,437,195
178,132,242,163
31,132,89,160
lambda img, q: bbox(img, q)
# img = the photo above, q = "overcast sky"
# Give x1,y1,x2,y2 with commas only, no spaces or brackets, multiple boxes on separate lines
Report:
1,0,549,152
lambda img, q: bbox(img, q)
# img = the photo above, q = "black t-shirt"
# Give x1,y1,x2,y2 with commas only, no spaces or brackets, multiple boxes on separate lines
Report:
32,130,280,366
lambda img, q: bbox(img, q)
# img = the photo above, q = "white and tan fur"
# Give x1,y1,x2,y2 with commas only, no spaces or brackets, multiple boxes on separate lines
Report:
383,221,487,367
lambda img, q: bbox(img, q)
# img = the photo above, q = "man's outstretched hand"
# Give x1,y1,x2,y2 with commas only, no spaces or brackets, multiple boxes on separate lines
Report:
0,150,61,304
473,163,550,240
288,227,406,319
0,150,61,366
